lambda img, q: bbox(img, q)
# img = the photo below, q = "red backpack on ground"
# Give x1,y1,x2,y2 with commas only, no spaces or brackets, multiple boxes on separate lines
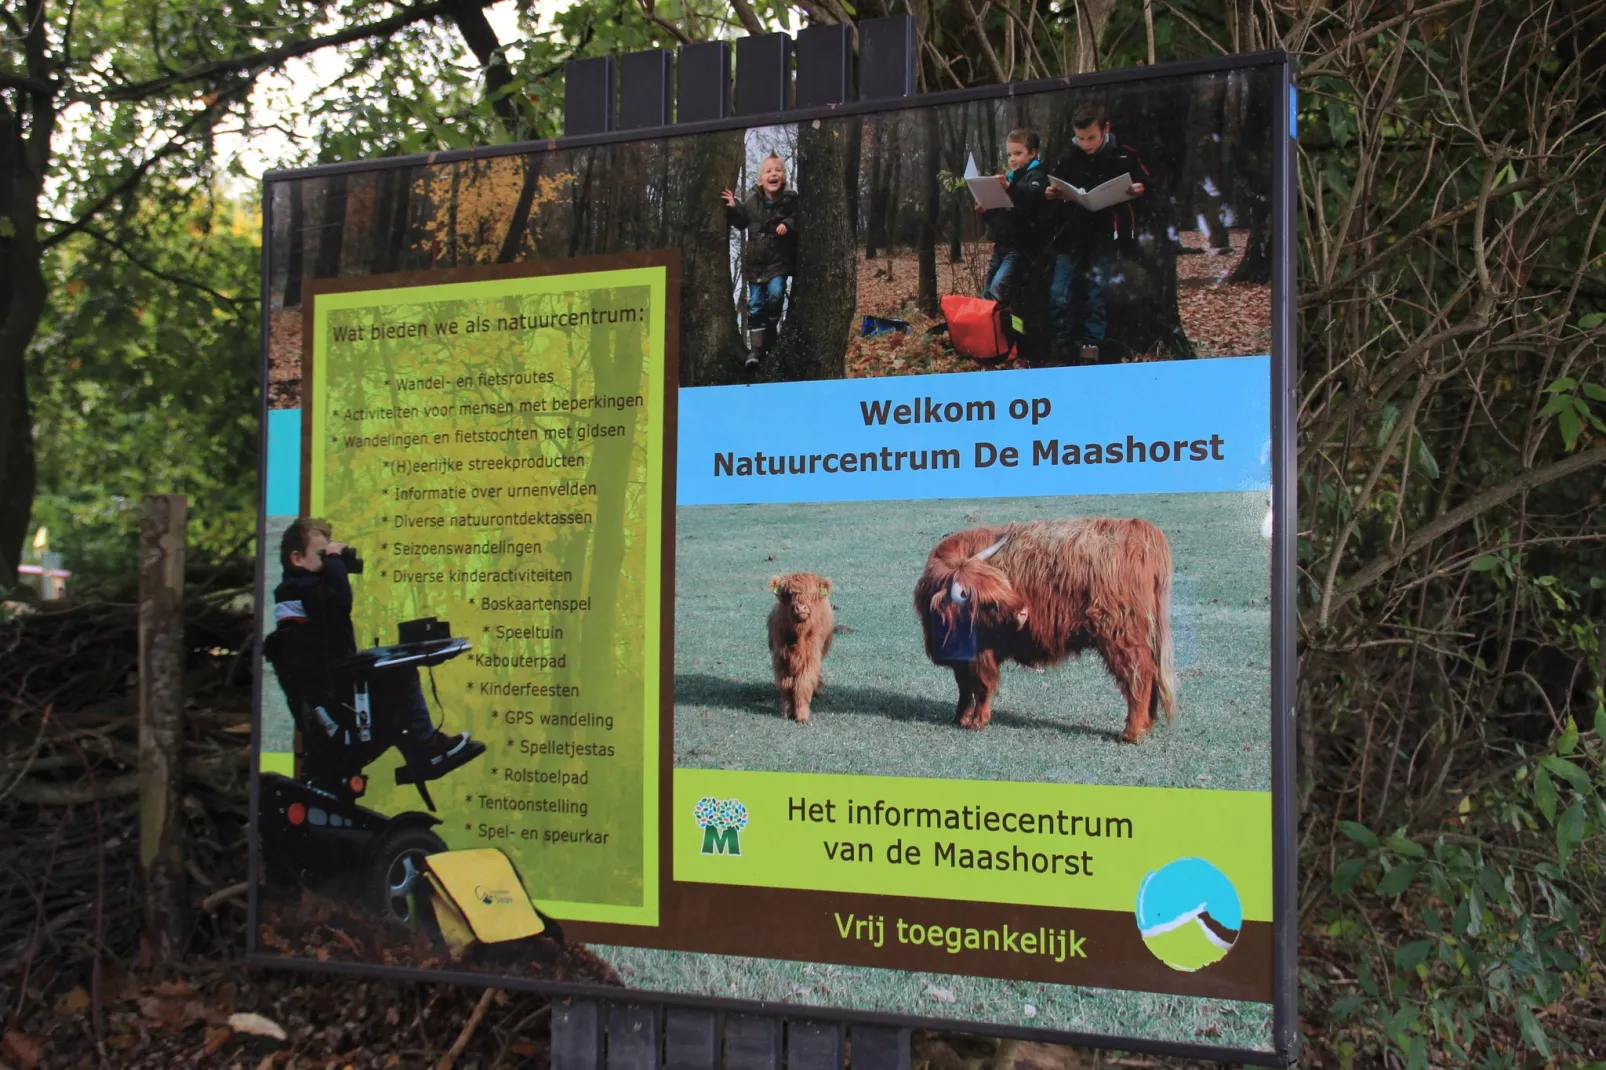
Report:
940,295,1016,361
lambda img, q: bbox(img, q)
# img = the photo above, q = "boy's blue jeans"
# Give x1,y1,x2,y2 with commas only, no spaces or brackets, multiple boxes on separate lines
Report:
982,249,1024,303
747,276,788,333
1050,249,1112,345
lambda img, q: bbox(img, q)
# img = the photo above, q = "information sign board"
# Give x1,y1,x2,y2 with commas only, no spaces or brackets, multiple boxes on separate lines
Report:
252,52,1296,1065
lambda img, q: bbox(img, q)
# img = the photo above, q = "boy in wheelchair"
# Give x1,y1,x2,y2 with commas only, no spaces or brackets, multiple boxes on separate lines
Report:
269,518,484,794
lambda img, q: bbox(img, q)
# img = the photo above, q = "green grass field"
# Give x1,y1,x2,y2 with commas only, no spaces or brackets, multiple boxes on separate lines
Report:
589,943,1274,1051
674,492,1271,791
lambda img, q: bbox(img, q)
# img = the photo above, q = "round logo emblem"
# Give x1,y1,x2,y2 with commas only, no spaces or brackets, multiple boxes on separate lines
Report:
1135,857,1242,972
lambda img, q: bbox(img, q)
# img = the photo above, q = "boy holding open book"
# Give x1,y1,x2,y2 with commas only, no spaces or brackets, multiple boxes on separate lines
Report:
973,128,1052,305
1045,102,1150,363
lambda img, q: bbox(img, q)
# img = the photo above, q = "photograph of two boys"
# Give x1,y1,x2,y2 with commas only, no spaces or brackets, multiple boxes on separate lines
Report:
701,65,1276,384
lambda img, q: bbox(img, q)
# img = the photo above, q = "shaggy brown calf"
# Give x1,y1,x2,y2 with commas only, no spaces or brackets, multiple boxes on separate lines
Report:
914,519,1177,742
767,572,835,724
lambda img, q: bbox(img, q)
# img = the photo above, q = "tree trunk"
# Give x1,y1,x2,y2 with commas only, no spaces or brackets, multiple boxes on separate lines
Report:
497,154,544,263
313,173,348,280
771,119,857,382
864,121,887,260
673,131,748,385
1228,72,1274,285
139,494,188,964
0,323,37,586
0,112,49,586
917,107,941,317
843,116,863,240
284,180,306,305
1097,86,1194,360
1228,197,1273,284
946,110,965,263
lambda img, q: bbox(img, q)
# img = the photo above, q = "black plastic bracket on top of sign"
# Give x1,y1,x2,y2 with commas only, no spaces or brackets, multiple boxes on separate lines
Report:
795,24,852,108
620,49,674,130
564,15,913,136
676,41,732,124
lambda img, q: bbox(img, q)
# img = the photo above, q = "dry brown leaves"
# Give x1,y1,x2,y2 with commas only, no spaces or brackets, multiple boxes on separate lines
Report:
267,309,302,409
1174,228,1272,358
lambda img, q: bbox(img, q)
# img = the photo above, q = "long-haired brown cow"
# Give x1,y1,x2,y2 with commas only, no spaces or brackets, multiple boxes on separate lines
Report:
914,519,1177,741
768,572,835,724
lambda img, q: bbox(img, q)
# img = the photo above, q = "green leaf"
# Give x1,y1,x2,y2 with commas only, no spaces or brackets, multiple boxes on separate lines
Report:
1333,856,1369,894
1516,1004,1552,1059
1537,394,1570,418
1337,820,1380,848
1394,939,1434,972
1558,407,1582,449
1584,384,1606,403
1557,717,1579,755
1330,994,1367,1019
1557,800,1586,866
1413,435,1440,479
1376,402,1400,447
1470,555,1501,572
1579,312,1606,329
1384,834,1427,859
1377,860,1422,896
1539,755,1593,794
1545,377,1578,392
1534,764,1557,823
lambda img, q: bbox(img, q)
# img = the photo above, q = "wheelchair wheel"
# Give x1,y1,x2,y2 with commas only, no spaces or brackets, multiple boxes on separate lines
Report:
366,825,447,926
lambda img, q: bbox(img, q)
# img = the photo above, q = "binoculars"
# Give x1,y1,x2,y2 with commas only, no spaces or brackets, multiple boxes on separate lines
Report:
320,545,364,574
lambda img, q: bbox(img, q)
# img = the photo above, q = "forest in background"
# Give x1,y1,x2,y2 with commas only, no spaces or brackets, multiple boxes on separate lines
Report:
3,0,1605,1066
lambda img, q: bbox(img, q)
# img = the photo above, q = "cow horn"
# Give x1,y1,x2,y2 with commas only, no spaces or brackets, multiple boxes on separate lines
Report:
949,579,968,604
974,535,1009,561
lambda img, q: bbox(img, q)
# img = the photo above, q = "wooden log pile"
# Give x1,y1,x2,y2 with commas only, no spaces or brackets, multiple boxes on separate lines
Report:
0,592,256,993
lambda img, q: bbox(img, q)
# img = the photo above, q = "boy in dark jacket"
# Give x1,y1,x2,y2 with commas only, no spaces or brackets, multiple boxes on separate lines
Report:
976,128,1052,305
273,518,481,777
1045,102,1150,363
723,154,798,369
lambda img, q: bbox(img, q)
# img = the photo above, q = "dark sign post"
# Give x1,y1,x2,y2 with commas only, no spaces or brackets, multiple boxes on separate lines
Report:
251,28,1297,1067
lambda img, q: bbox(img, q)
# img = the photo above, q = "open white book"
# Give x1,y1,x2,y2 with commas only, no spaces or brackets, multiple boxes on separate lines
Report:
963,152,1014,211
1049,172,1137,212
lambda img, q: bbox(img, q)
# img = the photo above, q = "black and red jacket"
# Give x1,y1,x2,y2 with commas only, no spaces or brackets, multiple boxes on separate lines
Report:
1048,131,1151,253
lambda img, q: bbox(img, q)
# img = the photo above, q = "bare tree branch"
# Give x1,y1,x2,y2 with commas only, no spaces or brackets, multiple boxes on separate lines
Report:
958,0,1007,85
91,0,472,104
1319,444,1606,621
727,0,767,37
63,222,256,310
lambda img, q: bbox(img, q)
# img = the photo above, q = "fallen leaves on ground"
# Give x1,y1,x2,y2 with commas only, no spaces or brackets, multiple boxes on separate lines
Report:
3,1031,43,1070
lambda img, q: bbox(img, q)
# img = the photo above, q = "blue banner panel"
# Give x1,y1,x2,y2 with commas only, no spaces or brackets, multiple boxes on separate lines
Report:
676,358,1271,506
265,407,301,515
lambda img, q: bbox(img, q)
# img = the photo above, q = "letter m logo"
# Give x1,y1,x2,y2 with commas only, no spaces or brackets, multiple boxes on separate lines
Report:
701,826,742,856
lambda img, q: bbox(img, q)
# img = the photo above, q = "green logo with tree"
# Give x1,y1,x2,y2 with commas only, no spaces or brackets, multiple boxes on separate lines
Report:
694,797,750,856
